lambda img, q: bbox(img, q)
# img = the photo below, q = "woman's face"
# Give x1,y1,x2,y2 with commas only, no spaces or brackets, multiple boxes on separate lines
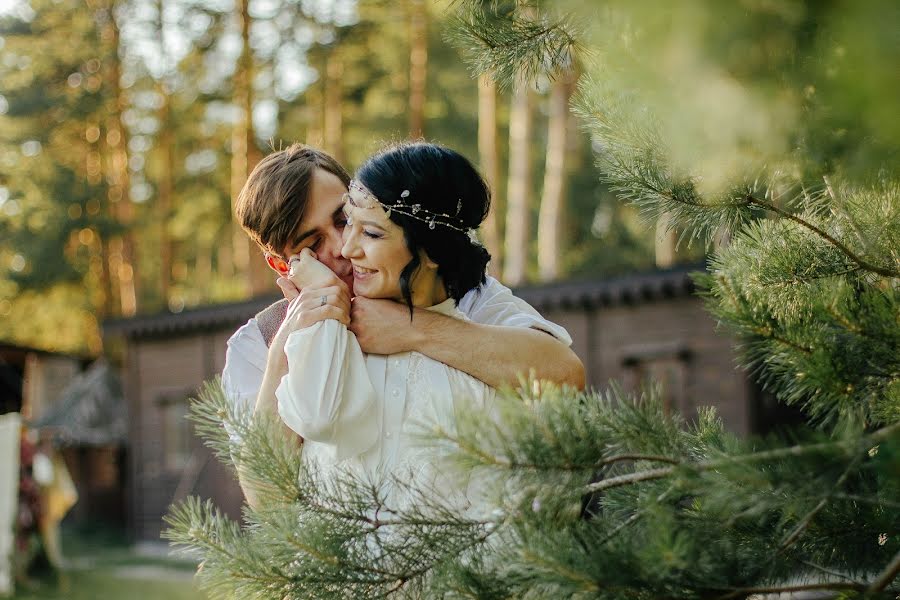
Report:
340,186,443,306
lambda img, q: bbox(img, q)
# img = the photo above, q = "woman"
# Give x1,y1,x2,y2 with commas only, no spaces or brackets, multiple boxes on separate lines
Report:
274,142,495,509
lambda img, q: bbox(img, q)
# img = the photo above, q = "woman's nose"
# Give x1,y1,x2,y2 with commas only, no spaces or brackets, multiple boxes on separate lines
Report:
341,230,359,259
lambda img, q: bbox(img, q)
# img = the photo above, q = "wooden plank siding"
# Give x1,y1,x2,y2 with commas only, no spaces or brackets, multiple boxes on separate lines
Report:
127,332,243,541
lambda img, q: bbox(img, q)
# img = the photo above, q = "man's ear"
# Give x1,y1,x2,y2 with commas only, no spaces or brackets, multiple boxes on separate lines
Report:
265,253,288,274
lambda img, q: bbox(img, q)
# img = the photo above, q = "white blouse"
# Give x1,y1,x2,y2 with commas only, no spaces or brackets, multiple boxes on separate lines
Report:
222,276,572,426
274,300,495,509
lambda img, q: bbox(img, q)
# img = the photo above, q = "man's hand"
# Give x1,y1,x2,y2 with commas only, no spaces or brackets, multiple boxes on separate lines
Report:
349,297,422,355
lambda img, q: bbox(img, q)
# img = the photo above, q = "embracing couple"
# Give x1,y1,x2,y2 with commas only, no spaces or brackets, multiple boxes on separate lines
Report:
222,141,584,507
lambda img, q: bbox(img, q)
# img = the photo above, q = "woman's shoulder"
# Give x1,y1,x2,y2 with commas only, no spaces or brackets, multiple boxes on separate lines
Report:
425,298,470,321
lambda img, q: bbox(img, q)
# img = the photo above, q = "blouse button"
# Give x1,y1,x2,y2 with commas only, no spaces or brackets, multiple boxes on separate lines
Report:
385,431,392,439
394,359,402,366
392,389,400,397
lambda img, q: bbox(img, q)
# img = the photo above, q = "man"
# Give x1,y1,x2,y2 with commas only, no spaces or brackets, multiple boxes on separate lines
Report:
223,144,584,458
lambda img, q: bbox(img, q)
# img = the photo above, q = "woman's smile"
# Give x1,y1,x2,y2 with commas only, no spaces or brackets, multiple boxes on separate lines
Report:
341,189,445,305
352,264,378,279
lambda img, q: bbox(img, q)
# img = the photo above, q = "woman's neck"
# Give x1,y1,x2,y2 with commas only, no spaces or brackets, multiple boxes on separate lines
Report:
409,271,448,308
412,283,448,308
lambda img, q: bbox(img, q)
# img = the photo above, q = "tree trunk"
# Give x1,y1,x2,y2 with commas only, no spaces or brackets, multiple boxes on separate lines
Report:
195,241,212,287
305,62,323,146
407,0,427,138
502,78,533,286
96,234,113,319
103,0,137,316
323,49,344,163
156,0,173,308
478,73,503,276
655,213,678,268
537,73,575,282
231,0,267,296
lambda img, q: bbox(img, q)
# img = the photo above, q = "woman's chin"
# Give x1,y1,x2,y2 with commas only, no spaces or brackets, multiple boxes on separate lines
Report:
351,278,378,298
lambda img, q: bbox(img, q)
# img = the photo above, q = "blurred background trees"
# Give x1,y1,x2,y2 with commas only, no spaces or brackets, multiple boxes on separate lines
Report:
3,0,896,357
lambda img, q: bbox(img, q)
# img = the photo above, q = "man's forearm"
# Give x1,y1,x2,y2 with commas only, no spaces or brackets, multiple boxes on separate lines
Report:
410,312,585,389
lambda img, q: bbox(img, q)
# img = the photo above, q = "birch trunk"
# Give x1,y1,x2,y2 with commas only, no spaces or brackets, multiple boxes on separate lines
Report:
502,79,533,286
478,73,503,275
655,213,678,268
537,74,574,282
305,66,323,146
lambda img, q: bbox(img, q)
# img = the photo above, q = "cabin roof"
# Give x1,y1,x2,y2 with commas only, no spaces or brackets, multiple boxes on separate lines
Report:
103,263,703,339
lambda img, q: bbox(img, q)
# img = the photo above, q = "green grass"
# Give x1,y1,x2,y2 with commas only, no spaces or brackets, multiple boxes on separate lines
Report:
13,570,204,600
11,525,206,600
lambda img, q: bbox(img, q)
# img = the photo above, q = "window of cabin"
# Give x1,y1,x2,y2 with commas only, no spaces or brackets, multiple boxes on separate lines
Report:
156,390,193,472
621,342,692,416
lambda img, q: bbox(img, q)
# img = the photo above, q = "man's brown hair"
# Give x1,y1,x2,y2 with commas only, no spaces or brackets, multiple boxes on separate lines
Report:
235,144,351,254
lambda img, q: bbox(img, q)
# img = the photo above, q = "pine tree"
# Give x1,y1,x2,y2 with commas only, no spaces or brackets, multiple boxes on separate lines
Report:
168,2,899,596
0,0,125,352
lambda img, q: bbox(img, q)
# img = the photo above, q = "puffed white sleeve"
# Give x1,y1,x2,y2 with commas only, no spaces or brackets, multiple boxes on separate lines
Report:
458,276,572,346
275,320,380,461
222,319,268,447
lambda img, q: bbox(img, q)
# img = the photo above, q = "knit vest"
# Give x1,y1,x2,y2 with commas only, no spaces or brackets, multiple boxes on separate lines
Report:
254,298,290,348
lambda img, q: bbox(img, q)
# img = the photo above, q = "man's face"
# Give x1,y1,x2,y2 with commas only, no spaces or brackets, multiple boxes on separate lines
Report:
266,168,354,291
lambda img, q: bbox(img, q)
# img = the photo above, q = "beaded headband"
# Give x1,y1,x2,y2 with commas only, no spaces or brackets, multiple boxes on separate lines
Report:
346,179,471,233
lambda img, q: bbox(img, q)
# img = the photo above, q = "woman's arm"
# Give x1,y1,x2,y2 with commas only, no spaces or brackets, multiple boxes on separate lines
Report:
239,326,293,509
239,251,355,507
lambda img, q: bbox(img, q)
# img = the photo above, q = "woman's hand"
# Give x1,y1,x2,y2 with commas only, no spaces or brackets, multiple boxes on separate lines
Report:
285,283,351,328
287,248,335,289
271,249,352,347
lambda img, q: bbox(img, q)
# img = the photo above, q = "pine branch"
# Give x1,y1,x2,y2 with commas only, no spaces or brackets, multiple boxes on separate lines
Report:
585,422,899,494
867,550,900,594
777,455,860,553
435,422,679,471
745,194,899,278
520,549,600,593
445,1,579,87
799,560,861,584
712,581,867,600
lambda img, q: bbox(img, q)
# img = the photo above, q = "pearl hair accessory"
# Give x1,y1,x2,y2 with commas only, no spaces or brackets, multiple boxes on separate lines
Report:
346,179,472,233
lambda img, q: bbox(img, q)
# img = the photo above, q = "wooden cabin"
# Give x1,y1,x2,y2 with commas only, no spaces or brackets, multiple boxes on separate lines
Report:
104,264,770,543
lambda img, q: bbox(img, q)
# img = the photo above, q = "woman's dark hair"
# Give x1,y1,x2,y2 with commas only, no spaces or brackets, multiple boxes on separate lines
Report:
356,141,492,313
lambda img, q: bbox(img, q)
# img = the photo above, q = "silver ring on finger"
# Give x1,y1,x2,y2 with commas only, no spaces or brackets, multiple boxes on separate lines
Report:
320,295,328,307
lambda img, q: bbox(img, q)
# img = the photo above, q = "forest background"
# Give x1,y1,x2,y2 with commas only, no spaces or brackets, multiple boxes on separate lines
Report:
1,0,896,358
0,0,676,357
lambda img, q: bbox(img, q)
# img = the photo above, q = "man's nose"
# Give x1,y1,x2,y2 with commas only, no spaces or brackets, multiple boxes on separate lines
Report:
323,228,344,257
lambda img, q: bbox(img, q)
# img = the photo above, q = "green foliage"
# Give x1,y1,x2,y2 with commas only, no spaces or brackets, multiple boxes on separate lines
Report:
445,1,580,88
166,380,900,598
697,181,900,426
171,2,900,599
0,0,115,352
2,0,662,353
